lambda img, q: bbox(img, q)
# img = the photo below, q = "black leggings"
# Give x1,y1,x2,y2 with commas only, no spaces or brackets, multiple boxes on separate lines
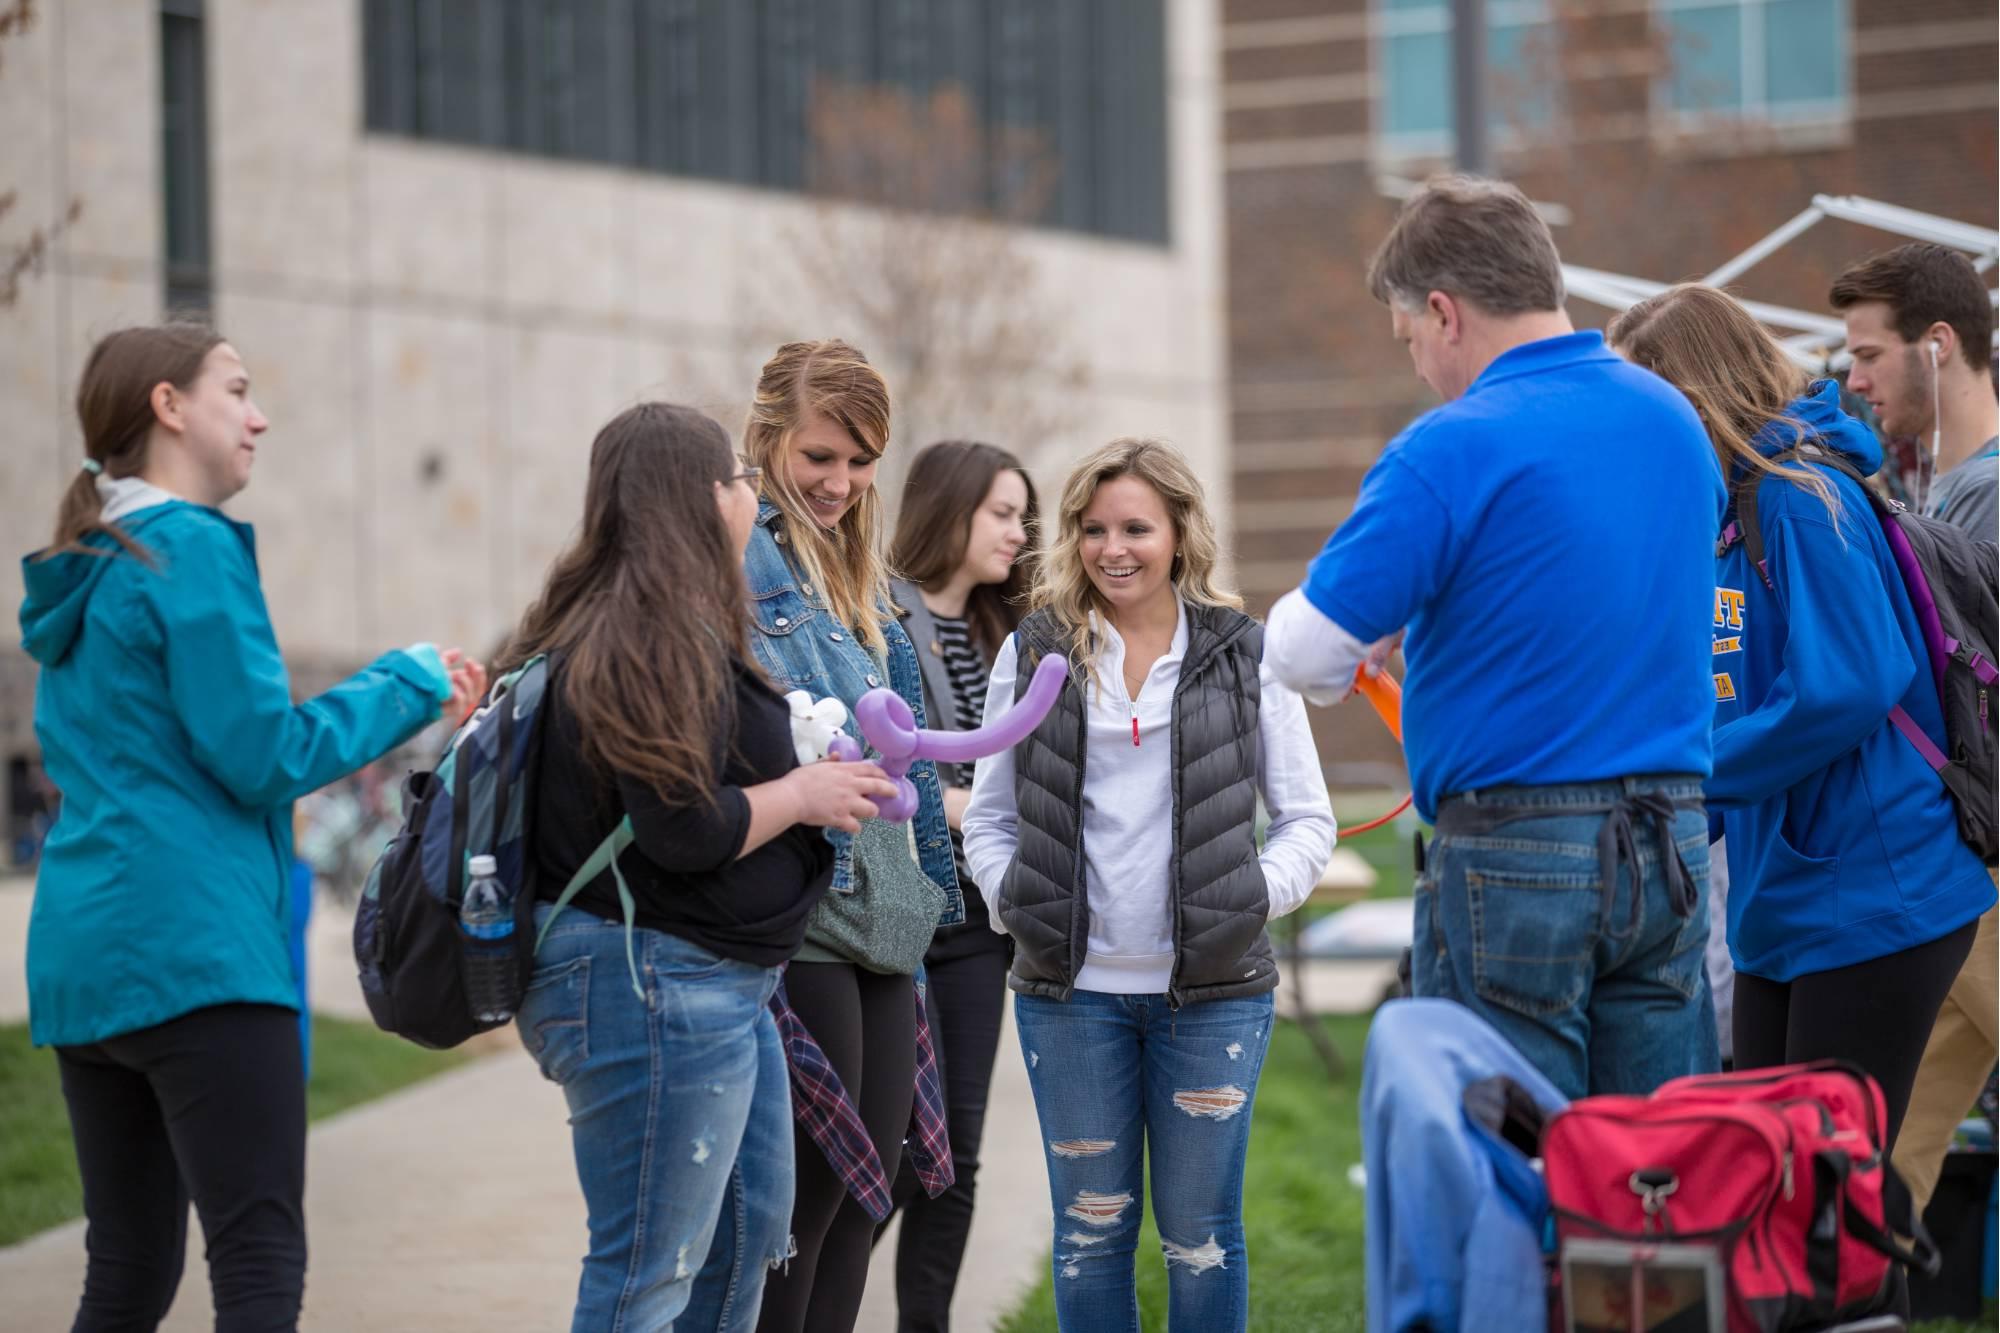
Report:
1734,919,1979,1153
757,962,917,1333
878,926,1011,1332
55,1002,307,1333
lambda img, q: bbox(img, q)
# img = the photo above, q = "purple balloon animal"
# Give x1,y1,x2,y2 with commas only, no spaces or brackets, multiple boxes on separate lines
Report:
826,651,1069,822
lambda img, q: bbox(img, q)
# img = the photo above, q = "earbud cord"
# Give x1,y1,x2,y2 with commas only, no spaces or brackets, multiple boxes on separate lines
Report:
1921,340,1943,513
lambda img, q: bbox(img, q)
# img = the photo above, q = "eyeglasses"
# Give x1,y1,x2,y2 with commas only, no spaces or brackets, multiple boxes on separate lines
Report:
730,464,763,485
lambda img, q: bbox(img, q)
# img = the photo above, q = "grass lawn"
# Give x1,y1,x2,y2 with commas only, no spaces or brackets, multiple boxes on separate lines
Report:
0,1014,471,1247
994,1011,1993,1333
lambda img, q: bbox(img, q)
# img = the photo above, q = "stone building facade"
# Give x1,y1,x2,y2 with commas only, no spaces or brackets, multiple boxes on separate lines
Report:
1,2,1229,828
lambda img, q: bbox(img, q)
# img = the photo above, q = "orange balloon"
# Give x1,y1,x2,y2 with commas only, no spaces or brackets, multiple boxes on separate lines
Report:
1353,668,1403,742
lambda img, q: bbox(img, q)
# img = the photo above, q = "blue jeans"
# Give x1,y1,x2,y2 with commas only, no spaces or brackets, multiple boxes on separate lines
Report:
1414,776,1719,1101
517,905,794,1332
1014,990,1275,1333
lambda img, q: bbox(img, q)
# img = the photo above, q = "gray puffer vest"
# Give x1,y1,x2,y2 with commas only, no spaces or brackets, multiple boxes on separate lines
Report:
997,604,1277,1006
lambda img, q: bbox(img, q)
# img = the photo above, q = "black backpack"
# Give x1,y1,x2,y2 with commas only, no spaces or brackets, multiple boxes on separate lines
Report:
1722,451,1998,862
352,655,633,1048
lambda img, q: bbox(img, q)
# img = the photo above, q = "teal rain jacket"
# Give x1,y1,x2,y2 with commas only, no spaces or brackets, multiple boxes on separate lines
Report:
20,497,448,1047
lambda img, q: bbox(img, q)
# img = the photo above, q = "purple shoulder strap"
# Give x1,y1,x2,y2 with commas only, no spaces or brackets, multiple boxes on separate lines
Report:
1888,705,1950,772
1728,456,1963,777
1879,514,1952,692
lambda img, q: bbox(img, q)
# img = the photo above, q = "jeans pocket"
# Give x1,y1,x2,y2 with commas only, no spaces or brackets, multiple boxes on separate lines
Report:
1651,830,1713,1000
517,955,590,1084
1463,852,1601,1020
658,944,767,1036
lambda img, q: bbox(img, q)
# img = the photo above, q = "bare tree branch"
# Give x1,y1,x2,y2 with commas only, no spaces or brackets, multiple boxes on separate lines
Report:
1,0,83,309
750,82,1093,501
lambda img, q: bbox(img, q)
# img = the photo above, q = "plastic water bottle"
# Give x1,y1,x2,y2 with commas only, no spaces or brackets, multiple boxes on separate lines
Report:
459,854,516,1023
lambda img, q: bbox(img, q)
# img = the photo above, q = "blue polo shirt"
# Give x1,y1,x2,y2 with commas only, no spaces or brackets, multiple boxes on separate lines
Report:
1301,331,1725,820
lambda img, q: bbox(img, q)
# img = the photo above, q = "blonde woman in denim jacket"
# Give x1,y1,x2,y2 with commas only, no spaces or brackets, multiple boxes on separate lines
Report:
739,339,963,1333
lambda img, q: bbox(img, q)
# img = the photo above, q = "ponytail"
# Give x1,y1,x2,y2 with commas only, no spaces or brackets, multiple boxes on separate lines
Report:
43,467,154,564
41,322,223,564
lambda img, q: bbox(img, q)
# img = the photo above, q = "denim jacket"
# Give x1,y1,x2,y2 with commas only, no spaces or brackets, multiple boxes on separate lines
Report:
742,500,963,924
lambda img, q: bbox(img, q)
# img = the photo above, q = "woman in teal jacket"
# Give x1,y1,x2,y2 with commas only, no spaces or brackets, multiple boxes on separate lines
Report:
19,323,482,1332
1612,287,1993,1153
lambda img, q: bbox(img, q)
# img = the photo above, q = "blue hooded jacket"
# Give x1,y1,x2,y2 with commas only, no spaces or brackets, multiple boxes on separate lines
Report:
1711,381,1994,982
20,497,449,1047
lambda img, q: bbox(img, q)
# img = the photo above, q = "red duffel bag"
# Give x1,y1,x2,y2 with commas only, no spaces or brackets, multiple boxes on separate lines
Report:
1543,1060,1940,1331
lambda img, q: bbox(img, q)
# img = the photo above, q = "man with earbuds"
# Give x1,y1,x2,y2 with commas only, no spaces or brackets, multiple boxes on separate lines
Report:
1832,242,2000,1223
1833,243,1998,535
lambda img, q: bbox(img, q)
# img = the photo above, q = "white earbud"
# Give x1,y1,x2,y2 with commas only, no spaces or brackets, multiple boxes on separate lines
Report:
1931,339,1942,367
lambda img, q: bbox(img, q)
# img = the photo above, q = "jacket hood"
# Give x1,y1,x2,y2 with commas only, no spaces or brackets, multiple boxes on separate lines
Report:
19,499,185,667
1754,379,1882,478
20,547,119,667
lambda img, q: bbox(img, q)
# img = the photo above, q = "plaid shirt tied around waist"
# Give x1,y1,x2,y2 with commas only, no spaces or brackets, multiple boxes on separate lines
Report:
769,968,954,1222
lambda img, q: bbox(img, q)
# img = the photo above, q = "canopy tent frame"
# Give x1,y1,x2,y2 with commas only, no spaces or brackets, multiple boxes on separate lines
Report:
1559,194,1999,371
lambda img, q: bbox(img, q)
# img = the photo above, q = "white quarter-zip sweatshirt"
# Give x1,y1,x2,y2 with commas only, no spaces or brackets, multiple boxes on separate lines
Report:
962,599,1338,995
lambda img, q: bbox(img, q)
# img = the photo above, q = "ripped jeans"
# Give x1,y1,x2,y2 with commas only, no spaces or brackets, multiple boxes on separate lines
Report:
518,905,794,1333
1014,989,1274,1333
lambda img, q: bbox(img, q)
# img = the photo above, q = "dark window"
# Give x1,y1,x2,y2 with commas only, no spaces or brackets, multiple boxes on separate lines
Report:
362,0,1169,244
161,0,212,311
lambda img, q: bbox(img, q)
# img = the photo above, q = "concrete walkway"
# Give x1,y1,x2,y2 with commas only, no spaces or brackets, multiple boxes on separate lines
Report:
0,880,1048,1330
1,876,1387,1329
0,1033,1051,1331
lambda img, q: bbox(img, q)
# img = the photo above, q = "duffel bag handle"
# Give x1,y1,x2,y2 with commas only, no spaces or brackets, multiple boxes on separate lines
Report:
1843,1165,1943,1279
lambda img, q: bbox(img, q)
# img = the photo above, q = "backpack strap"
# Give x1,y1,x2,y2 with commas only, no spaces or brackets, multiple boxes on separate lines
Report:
1725,450,1963,780
534,815,644,1000
1887,705,1950,772
1786,451,1963,778
1721,447,1825,591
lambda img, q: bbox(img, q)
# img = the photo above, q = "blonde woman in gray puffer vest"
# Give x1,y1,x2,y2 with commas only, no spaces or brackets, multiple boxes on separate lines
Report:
962,438,1336,1333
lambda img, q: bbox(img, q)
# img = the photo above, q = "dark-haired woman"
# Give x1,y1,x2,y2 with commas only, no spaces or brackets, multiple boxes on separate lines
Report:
509,403,900,1332
21,324,484,1332
878,441,1036,1331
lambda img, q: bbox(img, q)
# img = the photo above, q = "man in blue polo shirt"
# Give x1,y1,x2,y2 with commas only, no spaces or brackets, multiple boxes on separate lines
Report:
1267,176,1726,1098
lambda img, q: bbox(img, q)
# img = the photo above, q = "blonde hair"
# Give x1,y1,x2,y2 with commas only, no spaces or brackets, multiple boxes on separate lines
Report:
1607,284,1840,526
1030,438,1242,689
744,339,895,658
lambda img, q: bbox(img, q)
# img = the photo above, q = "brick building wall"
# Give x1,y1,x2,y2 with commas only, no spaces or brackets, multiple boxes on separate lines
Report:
1221,0,1998,782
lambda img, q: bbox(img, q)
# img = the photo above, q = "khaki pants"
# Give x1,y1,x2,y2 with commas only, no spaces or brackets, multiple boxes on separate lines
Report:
1891,896,1998,1215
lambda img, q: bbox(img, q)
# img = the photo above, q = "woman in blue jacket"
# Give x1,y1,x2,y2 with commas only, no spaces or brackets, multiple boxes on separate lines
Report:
737,338,963,1333
19,323,483,1331
1612,286,1994,1149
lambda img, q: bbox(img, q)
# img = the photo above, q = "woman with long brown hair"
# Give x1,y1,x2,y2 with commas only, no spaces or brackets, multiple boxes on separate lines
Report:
738,340,965,1333
1610,286,1993,1154
20,323,483,1331
508,401,897,1332
962,438,1335,1333
878,440,1037,1330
